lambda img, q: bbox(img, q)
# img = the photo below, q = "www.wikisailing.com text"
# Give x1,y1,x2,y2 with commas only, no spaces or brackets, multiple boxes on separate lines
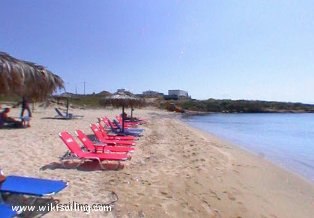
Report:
12,201,112,214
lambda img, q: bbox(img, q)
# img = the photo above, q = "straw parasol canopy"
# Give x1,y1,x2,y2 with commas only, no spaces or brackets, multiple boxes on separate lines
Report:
0,52,64,100
99,91,145,132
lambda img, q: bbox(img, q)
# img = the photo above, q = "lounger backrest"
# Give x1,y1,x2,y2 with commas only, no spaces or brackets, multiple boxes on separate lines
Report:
90,124,105,141
113,120,122,129
106,119,118,130
97,123,109,137
59,131,84,157
75,130,95,152
102,117,111,128
55,108,65,117
116,116,122,122
98,119,107,130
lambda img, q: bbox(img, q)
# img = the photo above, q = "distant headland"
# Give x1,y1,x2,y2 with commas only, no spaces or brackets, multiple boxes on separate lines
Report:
162,99,314,113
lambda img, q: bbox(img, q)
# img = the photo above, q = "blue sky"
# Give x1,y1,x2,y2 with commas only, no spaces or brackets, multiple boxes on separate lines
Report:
1,0,314,103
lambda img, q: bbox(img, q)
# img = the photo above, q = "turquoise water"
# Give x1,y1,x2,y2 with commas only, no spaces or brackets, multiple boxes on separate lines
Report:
183,113,314,182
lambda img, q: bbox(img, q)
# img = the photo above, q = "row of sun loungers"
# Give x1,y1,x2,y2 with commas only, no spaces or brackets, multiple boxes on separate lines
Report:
0,115,146,217
58,115,146,170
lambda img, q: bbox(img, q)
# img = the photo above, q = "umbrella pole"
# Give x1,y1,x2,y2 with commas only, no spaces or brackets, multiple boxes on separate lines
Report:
122,105,125,133
66,98,69,116
131,107,133,119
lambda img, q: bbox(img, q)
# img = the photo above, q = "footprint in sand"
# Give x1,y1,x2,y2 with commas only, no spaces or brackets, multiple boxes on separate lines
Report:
160,191,173,199
233,169,240,174
141,180,151,185
190,159,198,163
209,191,221,200
137,192,145,196
227,192,236,201
108,179,116,185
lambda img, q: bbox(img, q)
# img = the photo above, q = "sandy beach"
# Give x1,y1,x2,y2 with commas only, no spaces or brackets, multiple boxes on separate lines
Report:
0,106,313,218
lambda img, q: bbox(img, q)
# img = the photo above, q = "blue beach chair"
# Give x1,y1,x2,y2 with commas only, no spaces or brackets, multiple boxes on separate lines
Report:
113,120,144,133
107,120,142,137
102,117,141,137
54,108,83,120
0,203,16,218
0,174,68,216
0,176,68,197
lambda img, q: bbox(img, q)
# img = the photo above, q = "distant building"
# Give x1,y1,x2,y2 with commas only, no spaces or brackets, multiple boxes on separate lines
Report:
168,90,189,98
142,90,164,97
117,88,126,92
164,89,190,100
59,92,76,97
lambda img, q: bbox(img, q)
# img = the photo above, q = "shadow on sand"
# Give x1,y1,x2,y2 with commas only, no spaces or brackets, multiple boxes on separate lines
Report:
40,161,124,172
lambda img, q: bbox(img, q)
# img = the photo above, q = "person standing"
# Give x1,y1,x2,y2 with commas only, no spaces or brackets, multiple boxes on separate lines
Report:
19,96,32,118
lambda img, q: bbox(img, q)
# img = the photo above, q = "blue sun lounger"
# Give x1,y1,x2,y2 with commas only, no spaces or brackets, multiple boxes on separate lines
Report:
113,120,144,133
0,175,68,217
0,176,68,197
54,108,83,120
0,203,16,218
107,120,142,137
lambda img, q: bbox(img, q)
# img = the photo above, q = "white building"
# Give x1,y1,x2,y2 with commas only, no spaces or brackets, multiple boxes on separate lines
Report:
142,90,163,97
117,88,126,92
168,90,189,97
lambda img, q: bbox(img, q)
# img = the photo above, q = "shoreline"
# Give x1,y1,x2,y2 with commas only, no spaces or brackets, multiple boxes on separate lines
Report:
183,110,314,115
179,116,314,185
180,113,314,184
0,107,313,217
173,116,314,217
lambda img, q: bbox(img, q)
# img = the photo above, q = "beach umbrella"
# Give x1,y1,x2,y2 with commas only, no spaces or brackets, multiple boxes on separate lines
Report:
99,91,145,132
0,52,64,100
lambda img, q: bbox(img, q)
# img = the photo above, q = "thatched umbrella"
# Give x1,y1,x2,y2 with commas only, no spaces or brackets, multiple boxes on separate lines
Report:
99,91,145,132
0,52,64,100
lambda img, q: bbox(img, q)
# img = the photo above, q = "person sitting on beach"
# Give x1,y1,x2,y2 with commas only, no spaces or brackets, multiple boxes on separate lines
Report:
121,110,143,122
121,112,133,121
121,112,128,119
0,108,23,128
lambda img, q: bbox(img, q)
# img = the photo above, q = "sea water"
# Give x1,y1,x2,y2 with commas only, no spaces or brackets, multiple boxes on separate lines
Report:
183,113,314,182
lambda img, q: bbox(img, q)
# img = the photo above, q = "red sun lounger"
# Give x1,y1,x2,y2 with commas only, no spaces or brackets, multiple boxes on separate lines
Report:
59,131,130,169
90,124,136,146
98,118,137,141
75,130,135,153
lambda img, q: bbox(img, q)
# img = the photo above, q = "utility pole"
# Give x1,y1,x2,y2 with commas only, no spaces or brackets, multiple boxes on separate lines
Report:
84,81,86,95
